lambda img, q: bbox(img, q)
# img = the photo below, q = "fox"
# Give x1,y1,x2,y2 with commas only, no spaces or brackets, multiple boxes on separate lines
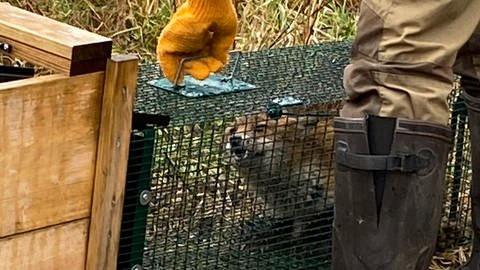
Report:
223,107,336,243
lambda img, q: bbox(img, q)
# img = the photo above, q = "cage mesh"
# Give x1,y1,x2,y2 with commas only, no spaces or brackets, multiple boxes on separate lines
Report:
117,40,473,270
134,41,350,125
140,109,338,270
118,128,156,269
133,41,348,270
438,87,472,250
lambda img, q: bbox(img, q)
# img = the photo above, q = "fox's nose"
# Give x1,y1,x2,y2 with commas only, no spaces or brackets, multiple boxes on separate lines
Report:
229,136,243,148
229,136,247,157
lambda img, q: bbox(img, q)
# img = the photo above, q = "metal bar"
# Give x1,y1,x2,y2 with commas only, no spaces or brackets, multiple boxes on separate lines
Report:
0,65,34,83
117,128,156,270
173,55,205,88
221,51,242,83
448,95,468,227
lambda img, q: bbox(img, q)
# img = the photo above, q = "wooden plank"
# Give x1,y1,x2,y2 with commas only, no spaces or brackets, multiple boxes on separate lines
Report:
86,55,139,270
0,218,89,270
0,36,79,75
0,3,112,75
0,72,104,237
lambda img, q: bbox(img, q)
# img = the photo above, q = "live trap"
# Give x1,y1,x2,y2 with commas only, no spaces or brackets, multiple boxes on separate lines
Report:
117,41,473,270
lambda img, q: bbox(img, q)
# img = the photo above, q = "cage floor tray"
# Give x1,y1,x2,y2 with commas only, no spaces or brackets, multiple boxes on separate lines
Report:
148,73,256,98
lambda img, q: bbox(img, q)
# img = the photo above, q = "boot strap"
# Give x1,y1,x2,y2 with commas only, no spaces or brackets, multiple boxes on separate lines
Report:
336,146,427,173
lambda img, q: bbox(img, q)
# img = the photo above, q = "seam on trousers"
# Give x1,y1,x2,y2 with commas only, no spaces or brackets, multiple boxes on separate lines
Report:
352,0,384,60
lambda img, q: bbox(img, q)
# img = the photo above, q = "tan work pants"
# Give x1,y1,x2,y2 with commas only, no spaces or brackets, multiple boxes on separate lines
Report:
341,0,480,125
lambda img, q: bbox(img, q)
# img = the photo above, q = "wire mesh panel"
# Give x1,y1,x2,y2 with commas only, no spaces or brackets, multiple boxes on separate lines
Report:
130,41,350,270
134,41,350,125
118,128,156,269
437,87,473,250
142,106,338,270
119,40,474,270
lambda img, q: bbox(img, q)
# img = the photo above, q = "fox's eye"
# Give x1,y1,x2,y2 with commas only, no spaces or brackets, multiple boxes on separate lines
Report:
254,124,267,132
228,127,237,134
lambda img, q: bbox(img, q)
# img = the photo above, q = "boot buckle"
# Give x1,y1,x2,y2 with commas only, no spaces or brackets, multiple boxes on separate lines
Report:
335,141,430,173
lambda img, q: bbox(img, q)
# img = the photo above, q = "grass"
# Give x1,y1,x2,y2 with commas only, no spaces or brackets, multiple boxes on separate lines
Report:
6,0,359,61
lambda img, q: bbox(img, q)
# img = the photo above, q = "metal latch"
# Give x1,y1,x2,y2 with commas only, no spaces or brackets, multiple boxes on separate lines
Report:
266,96,338,119
267,97,304,119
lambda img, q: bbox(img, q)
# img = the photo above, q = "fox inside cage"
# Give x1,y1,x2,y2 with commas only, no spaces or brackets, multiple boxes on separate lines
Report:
123,42,351,270
151,113,331,267
117,41,473,270
143,106,338,269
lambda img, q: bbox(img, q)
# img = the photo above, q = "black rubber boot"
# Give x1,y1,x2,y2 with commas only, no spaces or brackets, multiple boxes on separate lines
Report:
332,115,452,270
458,76,480,270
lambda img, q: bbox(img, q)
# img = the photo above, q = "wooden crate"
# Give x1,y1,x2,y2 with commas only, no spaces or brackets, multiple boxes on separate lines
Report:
0,3,138,270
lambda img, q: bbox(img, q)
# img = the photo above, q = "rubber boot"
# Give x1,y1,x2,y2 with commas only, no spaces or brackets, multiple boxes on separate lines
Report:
458,76,480,270
332,115,452,270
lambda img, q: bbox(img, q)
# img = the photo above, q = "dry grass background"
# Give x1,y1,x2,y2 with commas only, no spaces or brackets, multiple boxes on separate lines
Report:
4,0,472,269
6,0,358,61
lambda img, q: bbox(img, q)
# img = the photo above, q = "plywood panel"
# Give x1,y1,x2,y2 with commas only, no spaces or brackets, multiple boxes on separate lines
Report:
0,3,112,75
0,218,89,270
0,72,104,237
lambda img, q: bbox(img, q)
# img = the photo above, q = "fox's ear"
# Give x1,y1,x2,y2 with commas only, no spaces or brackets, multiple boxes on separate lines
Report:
255,112,270,123
274,115,296,128
297,115,320,127
292,116,321,140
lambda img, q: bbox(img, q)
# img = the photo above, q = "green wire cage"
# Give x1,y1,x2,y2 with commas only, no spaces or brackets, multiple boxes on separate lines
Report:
116,40,472,270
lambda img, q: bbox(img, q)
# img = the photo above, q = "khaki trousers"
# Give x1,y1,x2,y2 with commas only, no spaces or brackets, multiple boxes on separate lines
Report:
341,0,480,125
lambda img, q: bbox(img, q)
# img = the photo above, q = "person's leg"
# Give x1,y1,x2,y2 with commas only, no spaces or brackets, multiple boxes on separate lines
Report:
455,24,480,270
341,0,480,125
332,0,480,269
333,116,452,269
